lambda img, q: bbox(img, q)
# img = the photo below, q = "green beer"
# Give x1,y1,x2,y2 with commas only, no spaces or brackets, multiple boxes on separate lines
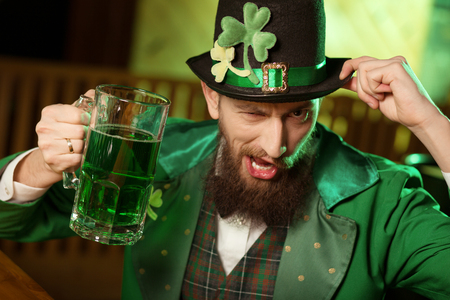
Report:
70,124,161,245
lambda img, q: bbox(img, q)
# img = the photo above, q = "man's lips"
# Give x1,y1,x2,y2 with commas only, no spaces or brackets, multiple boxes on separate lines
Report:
244,156,278,180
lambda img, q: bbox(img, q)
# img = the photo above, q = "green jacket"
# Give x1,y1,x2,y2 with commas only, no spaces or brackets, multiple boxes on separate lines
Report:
1,119,449,299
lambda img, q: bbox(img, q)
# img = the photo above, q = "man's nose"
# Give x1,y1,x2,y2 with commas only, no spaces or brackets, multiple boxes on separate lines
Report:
260,118,287,158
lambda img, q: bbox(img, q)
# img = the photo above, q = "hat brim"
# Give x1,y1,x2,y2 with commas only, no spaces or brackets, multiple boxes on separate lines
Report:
187,52,354,103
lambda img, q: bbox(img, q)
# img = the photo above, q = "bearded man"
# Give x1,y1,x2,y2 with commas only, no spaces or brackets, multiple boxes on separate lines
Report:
1,0,450,299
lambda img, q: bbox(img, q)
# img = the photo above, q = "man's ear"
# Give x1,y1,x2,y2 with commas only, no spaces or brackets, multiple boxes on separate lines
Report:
201,81,220,120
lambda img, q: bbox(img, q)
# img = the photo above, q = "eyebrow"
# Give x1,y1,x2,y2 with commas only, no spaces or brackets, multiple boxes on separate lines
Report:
289,102,315,111
234,103,263,112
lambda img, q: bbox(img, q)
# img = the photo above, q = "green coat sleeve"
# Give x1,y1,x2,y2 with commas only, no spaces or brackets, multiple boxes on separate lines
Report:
332,157,450,299
0,153,77,242
382,177,450,298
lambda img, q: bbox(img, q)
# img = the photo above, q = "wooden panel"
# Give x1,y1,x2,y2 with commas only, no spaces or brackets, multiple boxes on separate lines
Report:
0,237,124,300
64,0,137,68
11,75,37,153
0,250,52,300
0,72,14,158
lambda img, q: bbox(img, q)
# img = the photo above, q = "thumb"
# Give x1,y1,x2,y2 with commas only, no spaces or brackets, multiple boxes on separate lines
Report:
341,76,357,92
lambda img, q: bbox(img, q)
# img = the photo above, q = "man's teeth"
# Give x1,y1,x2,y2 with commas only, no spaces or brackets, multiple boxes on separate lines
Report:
251,159,272,170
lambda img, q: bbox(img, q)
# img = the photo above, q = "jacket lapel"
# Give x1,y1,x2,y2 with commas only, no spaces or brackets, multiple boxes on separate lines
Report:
274,187,357,299
313,124,379,210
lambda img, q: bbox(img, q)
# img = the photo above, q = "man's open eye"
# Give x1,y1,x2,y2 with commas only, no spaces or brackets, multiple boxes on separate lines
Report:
289,110,309,122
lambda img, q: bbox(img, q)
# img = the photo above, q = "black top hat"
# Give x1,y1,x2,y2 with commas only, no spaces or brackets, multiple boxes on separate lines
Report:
187,0,353,102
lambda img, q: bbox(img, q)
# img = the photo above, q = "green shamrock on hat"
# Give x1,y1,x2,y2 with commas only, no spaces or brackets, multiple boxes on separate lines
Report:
217,2,277,85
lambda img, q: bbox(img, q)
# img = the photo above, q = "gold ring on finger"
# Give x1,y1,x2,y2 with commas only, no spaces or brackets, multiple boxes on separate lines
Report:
66,138,74,154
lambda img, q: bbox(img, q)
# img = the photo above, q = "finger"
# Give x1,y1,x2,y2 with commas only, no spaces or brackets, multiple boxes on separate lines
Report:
43,152,83,174
391,55,408,64
84,89,95,99
339,56,376,80
357,71,380,109
363,60,415,110
340,56,406,108
367,81,392,100
38,138,84,172
60,138,85,155
36,118,88,140
37,132,85,154
340,56,404,85
341,76,357,92
41,138,85,157
53,123,88,140
366,61,407,94
341,75,382,107
41,104,90,126
360,69,386,102
354,58,406,103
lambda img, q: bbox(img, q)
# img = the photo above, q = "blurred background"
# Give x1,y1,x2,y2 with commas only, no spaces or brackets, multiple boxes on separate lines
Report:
0,0,449,299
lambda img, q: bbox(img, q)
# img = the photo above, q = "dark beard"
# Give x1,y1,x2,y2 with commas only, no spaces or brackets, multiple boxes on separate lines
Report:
204,127,315,227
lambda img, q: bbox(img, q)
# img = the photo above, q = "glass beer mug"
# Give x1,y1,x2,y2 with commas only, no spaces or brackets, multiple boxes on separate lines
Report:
64,84,170,245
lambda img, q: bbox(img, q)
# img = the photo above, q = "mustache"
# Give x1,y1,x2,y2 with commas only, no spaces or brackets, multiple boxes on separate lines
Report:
239,144,288,169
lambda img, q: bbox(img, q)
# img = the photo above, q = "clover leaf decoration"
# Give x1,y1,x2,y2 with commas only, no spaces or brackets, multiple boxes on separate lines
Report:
210,40,251,82
147,188,163,221
218,2,276,85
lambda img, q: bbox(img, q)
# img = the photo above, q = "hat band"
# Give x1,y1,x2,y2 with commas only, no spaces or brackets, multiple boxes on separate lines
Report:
215,59,327,88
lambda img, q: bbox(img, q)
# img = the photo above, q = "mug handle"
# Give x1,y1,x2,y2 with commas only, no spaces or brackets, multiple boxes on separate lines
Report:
62,95,95,189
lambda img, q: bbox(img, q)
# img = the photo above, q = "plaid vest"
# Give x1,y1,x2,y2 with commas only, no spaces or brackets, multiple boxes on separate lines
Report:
182,199,288,300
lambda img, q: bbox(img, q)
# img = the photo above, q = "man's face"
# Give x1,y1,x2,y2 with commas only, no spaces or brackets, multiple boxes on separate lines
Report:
203,91,319,225
216,95,319,185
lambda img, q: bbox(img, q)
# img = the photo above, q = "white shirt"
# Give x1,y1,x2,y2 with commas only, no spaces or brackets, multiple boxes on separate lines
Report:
1,151,450,275
0,149,48,203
